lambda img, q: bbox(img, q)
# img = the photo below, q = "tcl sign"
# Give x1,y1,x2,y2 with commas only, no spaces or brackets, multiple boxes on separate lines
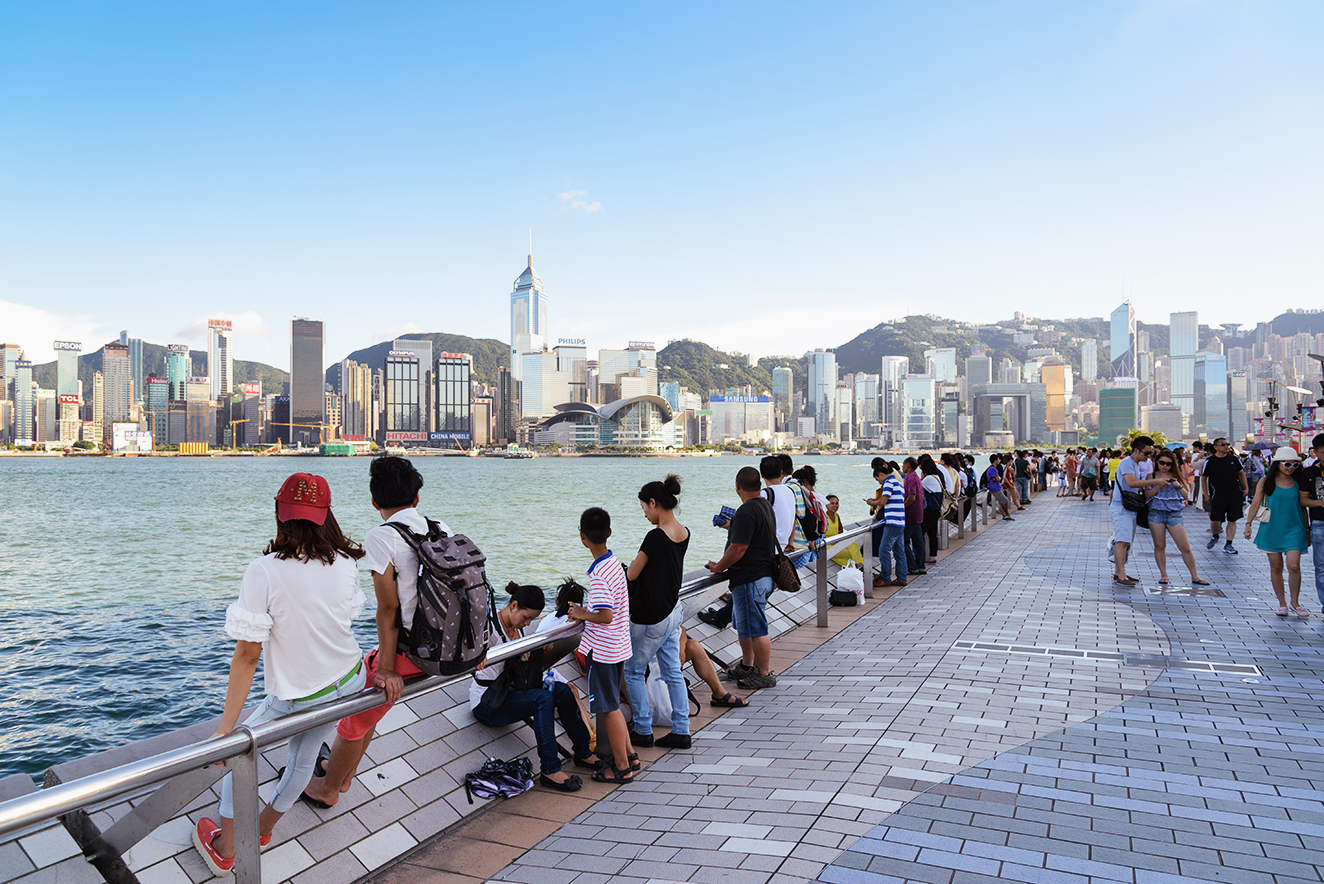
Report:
58,394,81,405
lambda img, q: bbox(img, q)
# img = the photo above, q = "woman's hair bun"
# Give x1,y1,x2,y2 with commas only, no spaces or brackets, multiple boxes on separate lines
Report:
663,474,682,496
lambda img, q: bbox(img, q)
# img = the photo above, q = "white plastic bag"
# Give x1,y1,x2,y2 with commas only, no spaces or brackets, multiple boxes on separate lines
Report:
646,676,673,728
836,564,865,601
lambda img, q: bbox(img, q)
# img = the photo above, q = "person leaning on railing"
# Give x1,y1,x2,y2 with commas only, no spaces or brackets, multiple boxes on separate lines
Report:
193,473,367,878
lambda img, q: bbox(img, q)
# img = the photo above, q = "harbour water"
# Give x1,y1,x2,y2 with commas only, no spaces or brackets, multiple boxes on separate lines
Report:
0,453,948,781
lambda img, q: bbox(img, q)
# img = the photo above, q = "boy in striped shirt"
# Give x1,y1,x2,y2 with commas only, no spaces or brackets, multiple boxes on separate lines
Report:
567,507,635,784
872,462,909,588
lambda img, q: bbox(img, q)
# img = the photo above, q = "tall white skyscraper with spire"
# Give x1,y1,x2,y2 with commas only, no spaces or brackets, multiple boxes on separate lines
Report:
509,253,547,383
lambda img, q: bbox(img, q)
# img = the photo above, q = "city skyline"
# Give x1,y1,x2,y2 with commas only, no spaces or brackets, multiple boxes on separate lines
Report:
4,3,1324,366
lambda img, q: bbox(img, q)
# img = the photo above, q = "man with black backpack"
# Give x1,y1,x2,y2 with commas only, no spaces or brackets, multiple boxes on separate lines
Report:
302,455,452,808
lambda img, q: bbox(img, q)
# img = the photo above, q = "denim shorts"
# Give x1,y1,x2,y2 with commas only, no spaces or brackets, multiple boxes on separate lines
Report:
1148,508,1184,528
731,575,774,639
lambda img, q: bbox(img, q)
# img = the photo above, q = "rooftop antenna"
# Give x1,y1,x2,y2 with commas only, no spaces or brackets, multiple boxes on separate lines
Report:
529,228,533,262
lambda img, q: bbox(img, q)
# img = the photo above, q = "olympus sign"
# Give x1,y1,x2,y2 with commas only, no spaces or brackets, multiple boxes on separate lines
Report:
627,341,655,350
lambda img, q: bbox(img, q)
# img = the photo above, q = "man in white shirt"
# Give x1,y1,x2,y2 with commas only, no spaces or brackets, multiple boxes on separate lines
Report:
760,455,795,551
303,455,451,808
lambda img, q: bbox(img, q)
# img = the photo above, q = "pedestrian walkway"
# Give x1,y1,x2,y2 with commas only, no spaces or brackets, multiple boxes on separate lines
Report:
391,493,1323,884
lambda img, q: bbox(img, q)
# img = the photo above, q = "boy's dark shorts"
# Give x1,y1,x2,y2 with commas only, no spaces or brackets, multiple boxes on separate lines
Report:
588,660,625,714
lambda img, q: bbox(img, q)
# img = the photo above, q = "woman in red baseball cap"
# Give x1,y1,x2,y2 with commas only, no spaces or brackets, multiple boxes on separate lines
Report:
194,473,367,877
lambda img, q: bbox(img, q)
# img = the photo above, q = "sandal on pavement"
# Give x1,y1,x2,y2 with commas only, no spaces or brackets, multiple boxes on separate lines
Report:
592,764,634,784
539,773,583,792
1112,576,1138,586
573,755,607,771
711,692,749,708
1157,579,1169,585
1294,606,1310,619
628,753,641,772
1191,579,1210,586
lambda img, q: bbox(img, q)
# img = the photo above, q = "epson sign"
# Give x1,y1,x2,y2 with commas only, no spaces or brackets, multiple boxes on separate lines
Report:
53,341,81,351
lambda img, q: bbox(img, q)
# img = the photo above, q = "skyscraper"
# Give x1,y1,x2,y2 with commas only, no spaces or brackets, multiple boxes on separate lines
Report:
436,352,473,445
923,348,957,384
880,355,909,443
1110,301,1136,378
54,341,80,396
1194,351,1228,439
339,359,374,441
510,255,547,383
101,342,132,442
1080,339,1098,381
166,345,191,400
208,319,234,398
807,349,837,436
853,373,879,438
1170,311,1198,421
965,353,993,387
290,318,325,445
393,338,434,432
383,349,422,444
772,367,793,432
13,359,33,444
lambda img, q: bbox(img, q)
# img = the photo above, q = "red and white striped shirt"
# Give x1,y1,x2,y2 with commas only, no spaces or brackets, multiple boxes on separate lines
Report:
581,551,631,664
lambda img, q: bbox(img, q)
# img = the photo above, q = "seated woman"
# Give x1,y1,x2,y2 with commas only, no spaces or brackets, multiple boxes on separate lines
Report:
824,495,863,568
534,580,595,745
471,583,603,792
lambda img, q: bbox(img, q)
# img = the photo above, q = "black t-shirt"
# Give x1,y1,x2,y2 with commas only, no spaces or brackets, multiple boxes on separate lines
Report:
725,497,776,586
1015,458,1030,479
629,527,690,625
1299,465,1324,524
1203,454,1244,493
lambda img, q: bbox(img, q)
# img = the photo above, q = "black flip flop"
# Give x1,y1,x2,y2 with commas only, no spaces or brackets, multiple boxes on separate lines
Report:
276,762,336,809
591,764,634,785
539,773,582,792
711,692,749,708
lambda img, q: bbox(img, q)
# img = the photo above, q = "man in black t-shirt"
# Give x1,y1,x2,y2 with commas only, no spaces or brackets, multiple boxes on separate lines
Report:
707,466,778,691
1202,437,1248,555
1299,433,1324,610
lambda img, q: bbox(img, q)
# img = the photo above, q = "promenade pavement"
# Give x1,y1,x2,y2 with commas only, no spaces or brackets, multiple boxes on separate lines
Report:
402,491,1323,884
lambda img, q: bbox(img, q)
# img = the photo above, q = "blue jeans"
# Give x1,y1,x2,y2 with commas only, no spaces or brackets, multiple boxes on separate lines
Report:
877,523,907,582
218,670,362,817
903,522,925,571
1016,477,1030,501
623,603,689,737
472,682,592,775
1313,523,1324,609
731,576,774,639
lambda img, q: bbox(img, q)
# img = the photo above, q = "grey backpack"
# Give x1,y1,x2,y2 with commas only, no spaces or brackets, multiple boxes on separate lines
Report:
384,520,493,676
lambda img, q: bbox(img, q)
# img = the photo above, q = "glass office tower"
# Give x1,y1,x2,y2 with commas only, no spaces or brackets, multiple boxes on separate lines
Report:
290,318,325,445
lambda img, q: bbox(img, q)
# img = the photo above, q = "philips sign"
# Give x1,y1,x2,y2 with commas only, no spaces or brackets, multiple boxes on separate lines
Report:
557,338,586,347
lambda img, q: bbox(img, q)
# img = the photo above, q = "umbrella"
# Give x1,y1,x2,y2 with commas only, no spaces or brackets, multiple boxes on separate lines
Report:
1163,441,1187,450
1246,441,1278,451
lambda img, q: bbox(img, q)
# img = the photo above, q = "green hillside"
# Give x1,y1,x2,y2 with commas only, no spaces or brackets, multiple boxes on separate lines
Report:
328,332,508,387
32,344,287,396
657,339,806,397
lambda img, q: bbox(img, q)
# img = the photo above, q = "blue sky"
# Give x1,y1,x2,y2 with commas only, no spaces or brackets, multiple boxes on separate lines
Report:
2,1,1322,368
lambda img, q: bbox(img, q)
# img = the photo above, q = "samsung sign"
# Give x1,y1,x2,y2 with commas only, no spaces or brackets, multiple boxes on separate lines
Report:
709,396,771,403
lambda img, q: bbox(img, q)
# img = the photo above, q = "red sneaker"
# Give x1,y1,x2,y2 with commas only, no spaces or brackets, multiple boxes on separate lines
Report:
193,818,234,876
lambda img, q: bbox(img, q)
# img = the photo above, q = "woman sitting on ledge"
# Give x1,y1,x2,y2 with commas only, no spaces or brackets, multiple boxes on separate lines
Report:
471,583,604,792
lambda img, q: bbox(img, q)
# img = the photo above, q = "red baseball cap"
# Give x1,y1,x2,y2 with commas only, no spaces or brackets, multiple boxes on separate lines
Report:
274,473,331,525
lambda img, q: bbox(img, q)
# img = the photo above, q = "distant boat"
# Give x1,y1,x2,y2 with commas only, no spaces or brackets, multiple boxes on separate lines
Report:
503,449,535,459
319,443,355,457
385,446,409,457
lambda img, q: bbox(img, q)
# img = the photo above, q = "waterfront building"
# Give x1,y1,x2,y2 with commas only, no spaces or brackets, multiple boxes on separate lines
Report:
54,341,80,397
290,318,325,446
1,343,20,407
207,320,234,399
597,345,657,403
1080,339,1098,381
660,381,681,413
771,367,793,432
471,395,493,446
970,382,1050,445
185,377,211,401
923,347,957,384
339,360,373,441
708,395,774,443
901,375,936,448
520,351,570,420
1110,301,1136,378
383,349,423,444
554,344,588,404
12,359,34,444
91,371,104,444
880,355,908,443
1042,360,1070,432
1194,351,1229,439
102,342,132,442
510,255,547,383
1228,370,1249,443
33,389,57,444
497,366,516,444
836,386,853,444
937,383,959,448
807,349,837,437
270,395,291,444
965,353,993,387
145,377,169,444
435,352,472,447
853,373,879,439
166,345,190,400
1170,310,1198,422
1142,404,1184,440
534,396,681,449
1099,385,1139,446
391,338,433,433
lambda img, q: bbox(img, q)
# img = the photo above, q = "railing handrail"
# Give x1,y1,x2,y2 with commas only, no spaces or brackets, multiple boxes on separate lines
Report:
0,518,875,841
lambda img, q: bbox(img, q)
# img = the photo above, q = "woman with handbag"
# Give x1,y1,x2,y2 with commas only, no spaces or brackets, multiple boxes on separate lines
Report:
1144,451,1209,586
471,584,603,791
918,454,946,567
1244,448,1311,618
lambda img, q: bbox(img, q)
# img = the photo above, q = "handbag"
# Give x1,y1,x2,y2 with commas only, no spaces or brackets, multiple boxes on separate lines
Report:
1254,499,1272,524
477,646,544,711
762,499,801,593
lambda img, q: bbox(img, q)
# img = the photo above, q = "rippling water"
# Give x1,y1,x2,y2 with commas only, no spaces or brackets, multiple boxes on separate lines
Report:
0,452,902,780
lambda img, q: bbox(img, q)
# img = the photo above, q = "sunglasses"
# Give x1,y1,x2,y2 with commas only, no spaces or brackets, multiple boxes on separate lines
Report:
1157,460,1175,466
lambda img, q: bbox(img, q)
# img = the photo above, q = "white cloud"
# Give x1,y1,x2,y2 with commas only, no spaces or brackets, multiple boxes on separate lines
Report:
372,323,424,343
0,300,112,364
177,311,272,343
557,189,604,214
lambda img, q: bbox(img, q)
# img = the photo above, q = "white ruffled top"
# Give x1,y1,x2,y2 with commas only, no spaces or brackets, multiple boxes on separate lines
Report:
226,552,365,701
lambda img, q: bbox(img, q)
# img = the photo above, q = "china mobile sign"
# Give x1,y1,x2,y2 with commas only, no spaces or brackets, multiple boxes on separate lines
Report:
208,319,233,330
385,431,428,442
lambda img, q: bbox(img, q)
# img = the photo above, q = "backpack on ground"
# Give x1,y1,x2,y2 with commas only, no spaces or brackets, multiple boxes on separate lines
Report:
463,756,534,803
383,520,493,676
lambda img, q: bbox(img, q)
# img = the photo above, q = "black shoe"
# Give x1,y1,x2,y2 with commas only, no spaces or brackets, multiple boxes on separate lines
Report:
654,732,692,749
1206,535,1219,550
627,727,654,748
911,569,927,575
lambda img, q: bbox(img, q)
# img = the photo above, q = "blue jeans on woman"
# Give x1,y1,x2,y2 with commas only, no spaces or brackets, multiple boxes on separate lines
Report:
218,671,362,818
623,602,689,737
472,682,592,775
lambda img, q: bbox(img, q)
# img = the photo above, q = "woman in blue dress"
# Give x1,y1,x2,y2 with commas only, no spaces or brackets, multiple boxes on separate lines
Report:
1245,448,1311,618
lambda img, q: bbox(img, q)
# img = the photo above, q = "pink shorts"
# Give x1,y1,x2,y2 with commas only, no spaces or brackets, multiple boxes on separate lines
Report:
336,650,424,742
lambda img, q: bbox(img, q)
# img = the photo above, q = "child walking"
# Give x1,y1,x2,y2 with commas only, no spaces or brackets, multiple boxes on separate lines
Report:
566,507,636,783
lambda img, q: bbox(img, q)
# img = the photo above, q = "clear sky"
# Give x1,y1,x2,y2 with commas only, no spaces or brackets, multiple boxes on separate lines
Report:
2,1,1321,368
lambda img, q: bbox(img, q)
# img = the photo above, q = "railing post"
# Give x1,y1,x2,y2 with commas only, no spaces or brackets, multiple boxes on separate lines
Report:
969,497,977,534
938,517,950,550
230,728,262,884
816,553,829,628
862,527,874,599
956,502,965,539
982,495,989,526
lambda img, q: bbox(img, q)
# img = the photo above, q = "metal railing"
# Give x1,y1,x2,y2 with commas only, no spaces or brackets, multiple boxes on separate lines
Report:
0,520,878,884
